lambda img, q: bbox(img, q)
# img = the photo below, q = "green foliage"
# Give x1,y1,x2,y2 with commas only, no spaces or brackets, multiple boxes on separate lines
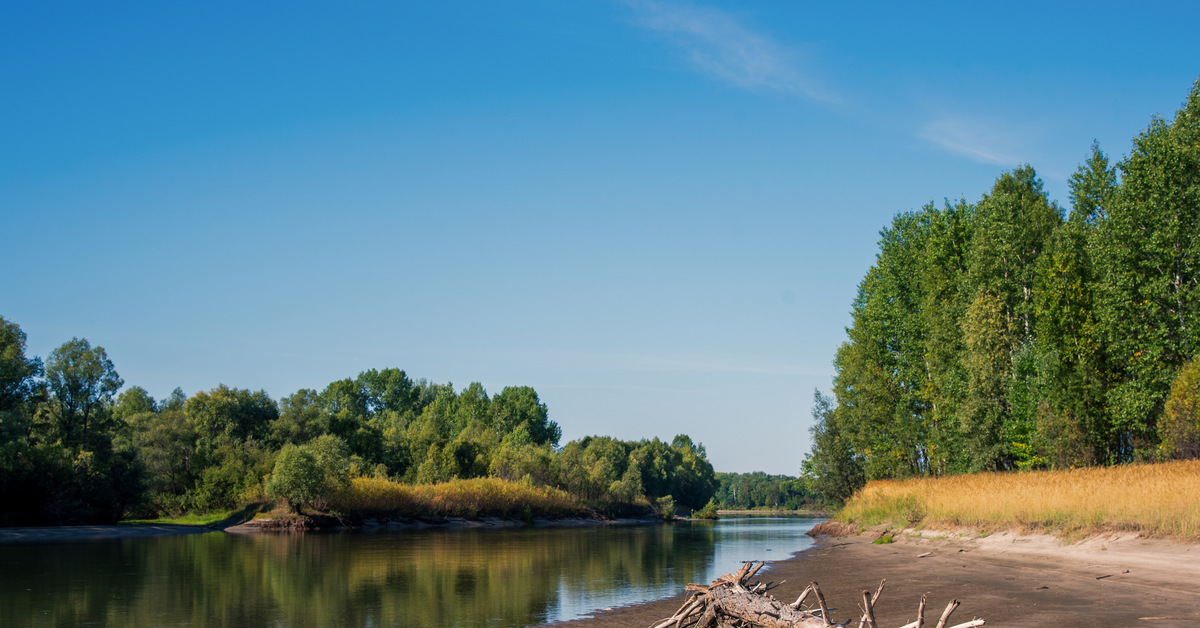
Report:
961,291,1013,470
653,495,676,520
1161,356,1200,460
492,386,560,446
0,316,42,445
809,77,1200,488
266,445,324,511
1093,80,1200,461
693,497,719,519
270,389,328,447
713,471,816,510
0,312,719,523
186,385,277,448
44,337,123,447
265,436,352,512
802,390,864,505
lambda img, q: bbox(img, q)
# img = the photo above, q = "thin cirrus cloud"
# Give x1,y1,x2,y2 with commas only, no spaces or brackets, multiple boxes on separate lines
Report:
623,0,840,105
917,115,1030,167
623,1,1040,168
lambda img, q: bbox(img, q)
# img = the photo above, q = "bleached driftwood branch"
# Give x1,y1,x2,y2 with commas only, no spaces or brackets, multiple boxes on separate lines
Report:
650,561,984,628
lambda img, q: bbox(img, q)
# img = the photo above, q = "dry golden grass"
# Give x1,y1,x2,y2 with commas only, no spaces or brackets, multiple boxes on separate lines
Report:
327,477,586,519
838,459,1200,542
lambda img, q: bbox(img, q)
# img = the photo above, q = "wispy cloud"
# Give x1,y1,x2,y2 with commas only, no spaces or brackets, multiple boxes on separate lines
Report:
918,115,1029,167
624,0,839,104
622,2,1047,168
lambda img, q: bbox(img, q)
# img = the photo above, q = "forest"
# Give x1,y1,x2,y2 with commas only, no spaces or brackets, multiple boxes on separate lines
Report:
0,320,717,525
805,78,1200,503
708,471,819,510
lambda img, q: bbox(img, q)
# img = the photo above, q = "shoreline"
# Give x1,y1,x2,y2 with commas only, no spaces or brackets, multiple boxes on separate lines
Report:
0,515,666,544
0,524,217,544
715,509,831,516
543,527,1200,627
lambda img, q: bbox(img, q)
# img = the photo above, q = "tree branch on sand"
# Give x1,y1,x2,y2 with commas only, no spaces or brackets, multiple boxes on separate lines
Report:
649,561,984,628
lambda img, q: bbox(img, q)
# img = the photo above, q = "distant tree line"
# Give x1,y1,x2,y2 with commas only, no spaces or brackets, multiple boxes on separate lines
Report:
710,472,819,510
805,77,1200,504
0,317,716,524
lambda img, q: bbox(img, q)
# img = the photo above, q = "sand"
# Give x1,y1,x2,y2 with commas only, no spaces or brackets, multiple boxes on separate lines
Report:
544,528,1200,627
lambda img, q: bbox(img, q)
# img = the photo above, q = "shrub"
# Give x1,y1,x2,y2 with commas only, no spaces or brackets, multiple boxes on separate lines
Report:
693,497,719,520
653,495,676,520
1161,357,1200,460
327,476,585,519
265,436,353,511
266,445,323,511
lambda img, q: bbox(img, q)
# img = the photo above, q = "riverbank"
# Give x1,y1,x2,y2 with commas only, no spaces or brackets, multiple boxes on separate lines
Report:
0,514,667,544
716,509,832,516
0,524,214,544
544,527,1200,627
225,513,662,534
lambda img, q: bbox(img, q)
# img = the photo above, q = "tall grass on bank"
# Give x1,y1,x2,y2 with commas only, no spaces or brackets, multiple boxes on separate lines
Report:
327,477,587,519
838,460,1200,542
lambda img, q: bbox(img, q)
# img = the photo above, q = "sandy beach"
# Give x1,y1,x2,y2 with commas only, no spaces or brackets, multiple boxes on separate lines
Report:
545,528,1200,627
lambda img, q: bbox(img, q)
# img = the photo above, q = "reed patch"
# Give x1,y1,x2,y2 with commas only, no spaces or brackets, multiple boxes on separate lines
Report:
327,477,586,519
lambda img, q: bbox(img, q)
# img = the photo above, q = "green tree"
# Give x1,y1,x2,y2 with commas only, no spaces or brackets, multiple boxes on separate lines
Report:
270,389,329,447
1069,141,1118,225
132,407,200,513
960,292,1015,470
44,338,124,446
1031,145,1115,466
668,434,717,510
967,165,1063,338
0,316,42,442
492,386,560,446
186,385,277,447
916,200,974,475
1094,79,1200,460
266,444,324,511
802,390,864,506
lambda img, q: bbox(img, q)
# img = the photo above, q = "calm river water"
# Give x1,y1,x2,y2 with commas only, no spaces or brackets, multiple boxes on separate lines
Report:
1,516,820,627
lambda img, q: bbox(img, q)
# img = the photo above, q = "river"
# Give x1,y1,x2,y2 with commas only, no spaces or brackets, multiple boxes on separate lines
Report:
1,516,821,627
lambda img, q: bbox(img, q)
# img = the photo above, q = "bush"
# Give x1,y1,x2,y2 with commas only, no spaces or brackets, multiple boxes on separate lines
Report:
266,445,324,511
693,497,719,520
327,476,584,519
265,436,353,512
1162,357,1200,460
653,495,676,520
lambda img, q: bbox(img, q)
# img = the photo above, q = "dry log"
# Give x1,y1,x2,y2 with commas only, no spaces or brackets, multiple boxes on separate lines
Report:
649,562,984,628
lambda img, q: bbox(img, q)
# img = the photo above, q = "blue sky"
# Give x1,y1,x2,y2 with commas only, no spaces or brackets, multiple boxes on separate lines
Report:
3,1,1198,474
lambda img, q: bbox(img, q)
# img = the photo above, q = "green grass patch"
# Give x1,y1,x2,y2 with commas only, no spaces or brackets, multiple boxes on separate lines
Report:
123,502,273,528
872,534,895,544
123,510,234,527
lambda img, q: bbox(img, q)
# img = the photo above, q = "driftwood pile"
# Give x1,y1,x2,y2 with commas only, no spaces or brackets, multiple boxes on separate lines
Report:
650,561,984,628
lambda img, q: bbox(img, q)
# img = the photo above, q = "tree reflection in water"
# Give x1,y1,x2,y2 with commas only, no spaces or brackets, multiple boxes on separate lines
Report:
1,518,817,627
